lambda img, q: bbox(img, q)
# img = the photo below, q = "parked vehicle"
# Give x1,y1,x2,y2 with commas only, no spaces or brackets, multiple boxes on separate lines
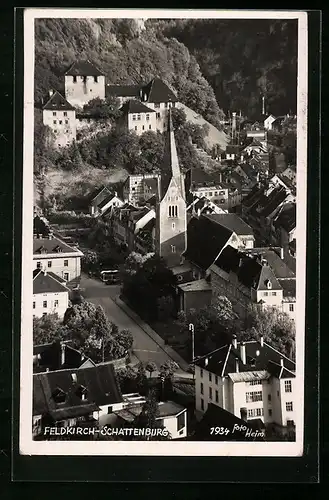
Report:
99,269,119,282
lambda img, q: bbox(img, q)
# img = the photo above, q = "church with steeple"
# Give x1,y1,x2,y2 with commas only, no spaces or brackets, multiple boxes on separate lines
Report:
155,109,187,269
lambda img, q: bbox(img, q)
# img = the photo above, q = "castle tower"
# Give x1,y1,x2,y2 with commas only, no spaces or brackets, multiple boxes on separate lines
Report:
64,60,105,109
155,109,187,268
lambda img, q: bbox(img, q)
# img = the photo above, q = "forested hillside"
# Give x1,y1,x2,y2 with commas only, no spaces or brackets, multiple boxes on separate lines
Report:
34,18,224,127
148,18,297,118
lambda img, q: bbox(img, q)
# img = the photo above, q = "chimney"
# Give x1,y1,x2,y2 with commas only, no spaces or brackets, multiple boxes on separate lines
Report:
197,208,201,218
260,335,264,347
280,357,284,367
49,89,53,98
262,96,265,115
232,335,237,349
60,342,65,366
48,231,53,240
232,112,237,138
280,247,284,260
114,191,117,197
204,357,209,367
240,342,246,365
43,268,47,276
235,357,239,373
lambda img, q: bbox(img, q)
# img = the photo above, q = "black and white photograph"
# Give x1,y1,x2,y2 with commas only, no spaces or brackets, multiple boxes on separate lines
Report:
20,9,308,456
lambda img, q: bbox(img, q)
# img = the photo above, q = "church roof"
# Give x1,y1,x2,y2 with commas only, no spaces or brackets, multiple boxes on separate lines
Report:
143,78,178,103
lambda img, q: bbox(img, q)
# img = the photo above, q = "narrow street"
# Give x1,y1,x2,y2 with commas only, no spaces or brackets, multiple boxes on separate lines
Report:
79,274,187,371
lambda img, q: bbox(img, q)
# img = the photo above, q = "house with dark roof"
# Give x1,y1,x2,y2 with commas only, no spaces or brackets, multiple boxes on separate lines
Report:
210,245,296,320
272,202,296,272
42,90,77,148
89,186,124,218
194,335,296,434
186,195,227,221
33,269,70,319
107,77,178,133
118,99,156,135
206,214,255,249
127,206,156,252
64,59,105,108
33,233,84,287
184,214,247,279
33,364,123,438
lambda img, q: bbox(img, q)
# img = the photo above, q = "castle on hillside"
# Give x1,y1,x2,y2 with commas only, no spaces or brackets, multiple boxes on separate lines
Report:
41,59,179,148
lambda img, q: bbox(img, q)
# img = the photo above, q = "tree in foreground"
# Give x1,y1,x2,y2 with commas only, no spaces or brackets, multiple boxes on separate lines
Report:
145,361,157,379
133,389,171,441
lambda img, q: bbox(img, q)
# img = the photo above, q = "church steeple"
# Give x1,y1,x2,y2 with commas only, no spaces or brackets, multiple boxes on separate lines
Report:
155,108,187,268
159,108,185,201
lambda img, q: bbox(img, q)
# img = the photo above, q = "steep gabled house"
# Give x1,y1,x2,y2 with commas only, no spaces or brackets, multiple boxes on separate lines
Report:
42,90,76,148
33,269,70,319
118,99,157,135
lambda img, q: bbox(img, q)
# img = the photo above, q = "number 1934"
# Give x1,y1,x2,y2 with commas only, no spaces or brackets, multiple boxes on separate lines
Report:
210,427,230,436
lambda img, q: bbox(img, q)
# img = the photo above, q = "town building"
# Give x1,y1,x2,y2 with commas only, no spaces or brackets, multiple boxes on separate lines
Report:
111,400,187,440
42,90,76,148
194,335,296,435
155,109,187,269
33,269,70,319
185,167,228,208
272,202,296,272
186,194,227,221
118,99,157,135
89,186,124,217
33,364,123,438
33,233,83,286
107,77,178,132
241,176,295,245
264,114,277,131
209,245,296,320
127,207,156,252
122,173,160,205
206,214,255,249
281,166,296,185
64,60,106,109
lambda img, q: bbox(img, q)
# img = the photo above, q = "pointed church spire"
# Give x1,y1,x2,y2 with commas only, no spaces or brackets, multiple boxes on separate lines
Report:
159,108,183,200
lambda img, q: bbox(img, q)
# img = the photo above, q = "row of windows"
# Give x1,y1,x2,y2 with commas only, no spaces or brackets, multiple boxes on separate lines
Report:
53,112,68,117
249,380,262,386
53,120,69,125
132,114,151,121
285,380,292,392
168,205,178,218
154,102,175,109
33,300,59,309
72,75,99,83
263,291,277,297
36,260,69,268
246,391,263,403
134,125,152,131
53,129,71,134
248,408,264,418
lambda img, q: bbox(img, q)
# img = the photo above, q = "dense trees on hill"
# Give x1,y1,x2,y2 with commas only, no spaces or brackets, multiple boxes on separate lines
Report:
34,18,223,127
149,18,297,118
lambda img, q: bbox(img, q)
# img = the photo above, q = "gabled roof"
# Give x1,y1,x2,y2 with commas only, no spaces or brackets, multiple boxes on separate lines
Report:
186,167,223,189
33,364,123,418
33,270,69,294
249,185,288,218
42,91,75,111
157,401,185,418
212,245,263,289
195,339,295,378
89,185,112,204
65,60,104,76
33,236,83,256
256,265,282,291
206,214,254,237
241,248,295,279
143,77,178,103
98,193,122,210
185,214,234,271
278,278,296,300
120,99,155,115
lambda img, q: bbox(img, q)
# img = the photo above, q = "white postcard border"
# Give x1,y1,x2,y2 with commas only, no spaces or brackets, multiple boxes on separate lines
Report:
19,8,308,457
